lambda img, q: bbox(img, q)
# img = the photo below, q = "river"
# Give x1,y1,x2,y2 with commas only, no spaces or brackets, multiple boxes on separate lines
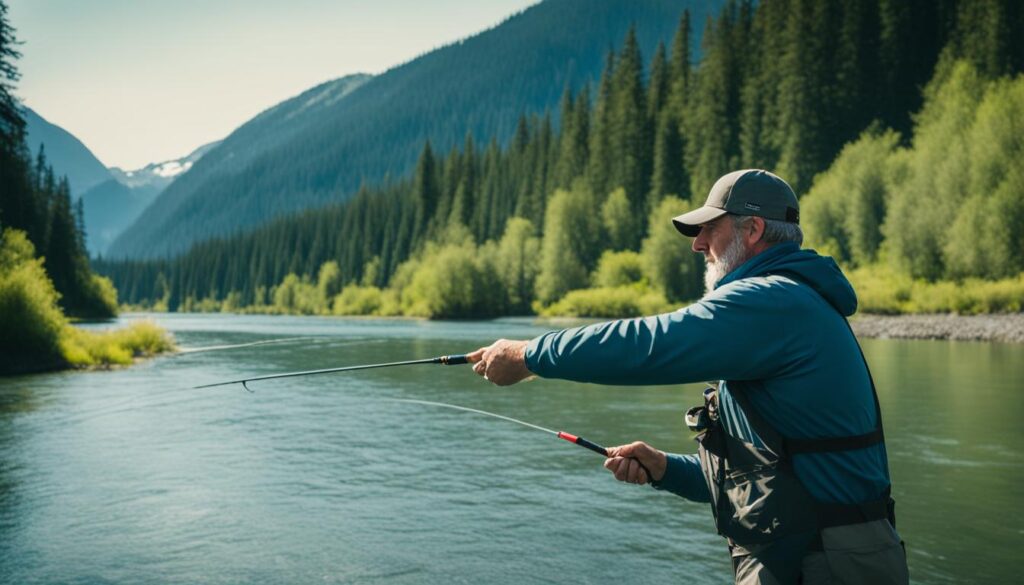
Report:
1,313,1021,584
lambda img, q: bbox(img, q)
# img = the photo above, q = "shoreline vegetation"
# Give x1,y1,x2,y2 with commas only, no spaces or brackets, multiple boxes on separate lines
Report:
1,229,175,376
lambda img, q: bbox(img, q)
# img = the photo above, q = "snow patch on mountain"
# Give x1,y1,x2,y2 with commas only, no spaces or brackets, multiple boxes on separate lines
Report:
109,140,221,189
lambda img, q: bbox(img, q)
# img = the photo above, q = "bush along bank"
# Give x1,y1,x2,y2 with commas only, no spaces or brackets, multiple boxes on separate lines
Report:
0,229,175,375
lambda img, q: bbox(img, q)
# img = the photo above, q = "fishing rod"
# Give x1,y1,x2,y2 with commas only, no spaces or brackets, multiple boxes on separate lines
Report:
393,398,654,480
193,354,469,391
195,356,652,480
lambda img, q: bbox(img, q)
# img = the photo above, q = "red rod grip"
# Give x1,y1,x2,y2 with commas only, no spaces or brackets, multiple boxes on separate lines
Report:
557,431,579,443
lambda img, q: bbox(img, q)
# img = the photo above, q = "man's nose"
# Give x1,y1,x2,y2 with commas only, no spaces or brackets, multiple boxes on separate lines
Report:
691,229,707,253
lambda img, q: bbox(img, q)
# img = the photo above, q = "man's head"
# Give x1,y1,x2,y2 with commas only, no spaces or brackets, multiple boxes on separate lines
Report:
673,170,803,293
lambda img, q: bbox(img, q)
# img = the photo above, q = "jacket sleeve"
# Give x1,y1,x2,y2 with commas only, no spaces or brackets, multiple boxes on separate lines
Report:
651,453,710,503
524,279,804,385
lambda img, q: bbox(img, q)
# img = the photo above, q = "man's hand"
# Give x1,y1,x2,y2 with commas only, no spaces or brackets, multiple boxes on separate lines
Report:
604,441,667,485
467,339,532,386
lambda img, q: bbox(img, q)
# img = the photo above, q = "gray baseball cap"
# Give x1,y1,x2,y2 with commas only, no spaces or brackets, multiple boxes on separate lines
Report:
672,169,800,237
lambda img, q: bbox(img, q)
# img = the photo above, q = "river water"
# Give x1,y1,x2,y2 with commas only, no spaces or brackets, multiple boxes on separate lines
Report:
1,313,1021,584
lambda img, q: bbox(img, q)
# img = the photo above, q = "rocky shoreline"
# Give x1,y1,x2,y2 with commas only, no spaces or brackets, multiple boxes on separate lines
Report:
851,313,1024,343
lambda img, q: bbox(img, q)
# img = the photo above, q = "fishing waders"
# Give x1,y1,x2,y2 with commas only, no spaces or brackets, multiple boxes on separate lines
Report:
686,303,909,585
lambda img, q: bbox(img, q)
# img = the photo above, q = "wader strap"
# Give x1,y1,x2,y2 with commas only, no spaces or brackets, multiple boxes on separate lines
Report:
816,486,893,528
786,427,884,454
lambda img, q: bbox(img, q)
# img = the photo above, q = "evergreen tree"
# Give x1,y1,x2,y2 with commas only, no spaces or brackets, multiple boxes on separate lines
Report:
587,49,616,197
554,87,590,190
667,10,693,120
0,0,21,151
685,8,742,200
647,42,669,123
607,26,651,240
410,141,439,248
649,110,685,208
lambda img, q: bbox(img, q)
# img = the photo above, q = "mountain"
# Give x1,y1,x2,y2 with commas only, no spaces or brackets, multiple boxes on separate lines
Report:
82,141,221,256
109,0,719,259
109,140,221,191
79,180,162,256
23,106,112,196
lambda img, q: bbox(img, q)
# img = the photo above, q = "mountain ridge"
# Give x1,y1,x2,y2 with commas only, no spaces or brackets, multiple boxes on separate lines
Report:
23,106,112,196
109,0,718,259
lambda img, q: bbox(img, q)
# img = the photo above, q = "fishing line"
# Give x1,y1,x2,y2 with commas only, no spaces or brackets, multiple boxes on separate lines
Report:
176,336,318,354
391,398,558,435
389,397,653,479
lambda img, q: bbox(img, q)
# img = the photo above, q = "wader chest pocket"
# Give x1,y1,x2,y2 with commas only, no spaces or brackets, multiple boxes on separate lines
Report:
720,463,812,542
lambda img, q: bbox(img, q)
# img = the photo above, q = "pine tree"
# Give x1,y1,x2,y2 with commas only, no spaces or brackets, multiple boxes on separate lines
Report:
554,87,589,190
667,10,693,121
0,0,22,152
587,49,616,197
649,109,686,206
410,141,439,248
607,26,650,240
686,8,742,200
647,42,669,122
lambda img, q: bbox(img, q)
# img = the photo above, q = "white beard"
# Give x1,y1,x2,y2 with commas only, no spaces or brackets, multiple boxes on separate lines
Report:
703,230,751,295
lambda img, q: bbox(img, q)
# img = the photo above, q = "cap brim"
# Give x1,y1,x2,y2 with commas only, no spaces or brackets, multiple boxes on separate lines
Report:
672,206,728,237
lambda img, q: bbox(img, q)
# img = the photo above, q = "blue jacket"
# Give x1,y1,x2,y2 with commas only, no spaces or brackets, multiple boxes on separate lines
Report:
524,242,891,505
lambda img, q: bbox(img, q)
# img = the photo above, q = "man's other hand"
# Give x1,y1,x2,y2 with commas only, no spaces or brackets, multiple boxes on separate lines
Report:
467,339,532,386
604,442,668,485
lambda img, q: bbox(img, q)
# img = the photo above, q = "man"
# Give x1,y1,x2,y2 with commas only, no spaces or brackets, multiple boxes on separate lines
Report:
467,170,909,584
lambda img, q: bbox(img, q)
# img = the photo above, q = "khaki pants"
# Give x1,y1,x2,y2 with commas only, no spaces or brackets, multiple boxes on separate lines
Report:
733,520,909,585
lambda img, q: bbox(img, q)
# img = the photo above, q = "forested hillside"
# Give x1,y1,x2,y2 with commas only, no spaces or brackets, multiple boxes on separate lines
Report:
107,0,720,259
97,0,1024,318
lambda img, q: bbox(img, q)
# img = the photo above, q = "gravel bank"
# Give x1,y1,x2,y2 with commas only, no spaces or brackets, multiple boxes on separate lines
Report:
851,313,1024,343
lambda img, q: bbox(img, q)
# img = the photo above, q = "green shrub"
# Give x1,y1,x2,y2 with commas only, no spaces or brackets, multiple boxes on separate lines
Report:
398,242,504,319
1,228,174,372
592,250,645,288
847,264,1024,314
272,273,324,314
494,218,540,313
641,196,703,302
535,183,603,304
538,284,675,318
60,320,175,367
0,229,67,367
332,285,401,316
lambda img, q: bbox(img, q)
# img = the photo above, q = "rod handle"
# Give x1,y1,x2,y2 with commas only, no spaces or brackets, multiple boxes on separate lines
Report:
557,431,608,456
558,432,655,482
437,354,469,365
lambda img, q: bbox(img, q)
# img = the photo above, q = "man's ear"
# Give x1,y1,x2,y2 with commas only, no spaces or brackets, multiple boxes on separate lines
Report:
747,217,767,244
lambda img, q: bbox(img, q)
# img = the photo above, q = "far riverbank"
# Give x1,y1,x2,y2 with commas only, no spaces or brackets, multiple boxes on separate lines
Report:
851,313,1024,343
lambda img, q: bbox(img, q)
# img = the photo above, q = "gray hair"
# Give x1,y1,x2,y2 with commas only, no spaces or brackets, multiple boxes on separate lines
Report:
732,215,803,246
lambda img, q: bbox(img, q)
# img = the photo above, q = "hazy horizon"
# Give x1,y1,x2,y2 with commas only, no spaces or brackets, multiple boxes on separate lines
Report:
9,0,539,169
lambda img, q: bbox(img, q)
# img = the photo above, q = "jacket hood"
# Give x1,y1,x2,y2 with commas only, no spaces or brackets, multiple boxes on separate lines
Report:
717,242,858,316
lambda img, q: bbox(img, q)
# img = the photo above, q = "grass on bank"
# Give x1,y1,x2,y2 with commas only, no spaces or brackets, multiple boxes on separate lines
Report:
848,265,1024,315
60,321,175,367
0,229,174,374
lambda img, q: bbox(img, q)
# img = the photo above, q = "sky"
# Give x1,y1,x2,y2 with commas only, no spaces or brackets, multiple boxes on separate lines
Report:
8,0,539,170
